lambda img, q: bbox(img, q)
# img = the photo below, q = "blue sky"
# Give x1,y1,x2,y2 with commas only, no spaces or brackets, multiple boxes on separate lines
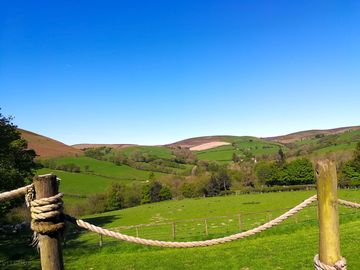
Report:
1,1,359,145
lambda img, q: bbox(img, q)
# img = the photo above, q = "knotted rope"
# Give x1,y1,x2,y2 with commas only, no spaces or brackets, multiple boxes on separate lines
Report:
314,254,347,270
29,192,65,234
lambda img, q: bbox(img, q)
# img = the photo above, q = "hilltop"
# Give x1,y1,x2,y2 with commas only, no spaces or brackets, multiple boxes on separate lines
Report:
19,129,82,158
264,126,360,144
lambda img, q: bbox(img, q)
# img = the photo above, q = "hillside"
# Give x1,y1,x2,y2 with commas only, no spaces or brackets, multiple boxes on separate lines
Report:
166,135,241,148
264,126,360,144
72,143,136,150
19,129,83,158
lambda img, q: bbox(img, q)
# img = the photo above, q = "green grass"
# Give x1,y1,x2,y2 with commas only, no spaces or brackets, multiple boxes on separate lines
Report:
53,156,162,180
2,190,359,269
196,137,284,161
117,146,174,160
38,157,167,206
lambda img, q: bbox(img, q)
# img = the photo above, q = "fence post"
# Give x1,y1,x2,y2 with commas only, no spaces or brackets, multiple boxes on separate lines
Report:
316,160,341,266
33,174,64,270
238,214,242,231
204,219,208,236
135,226,139,237
172,222,176,240
99,234,103,247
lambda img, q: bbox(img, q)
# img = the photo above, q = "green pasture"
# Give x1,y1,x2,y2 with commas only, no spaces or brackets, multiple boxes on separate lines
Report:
53,156,161,180
2,189,358,269
117,146,174,160
196,137,284,161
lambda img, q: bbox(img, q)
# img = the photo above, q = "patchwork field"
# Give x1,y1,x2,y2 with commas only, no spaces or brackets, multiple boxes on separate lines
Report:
196,137,284,161
2,190,359,269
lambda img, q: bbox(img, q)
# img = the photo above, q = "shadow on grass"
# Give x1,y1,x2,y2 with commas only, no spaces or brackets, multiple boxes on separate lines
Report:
0,229,40,270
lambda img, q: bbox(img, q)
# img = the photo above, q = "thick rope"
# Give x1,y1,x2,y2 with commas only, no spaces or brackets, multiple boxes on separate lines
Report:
30,193,65,234
65,195,317,248
0,184,34,202
30,193,64,220
338,199,360,209
314,254,347,270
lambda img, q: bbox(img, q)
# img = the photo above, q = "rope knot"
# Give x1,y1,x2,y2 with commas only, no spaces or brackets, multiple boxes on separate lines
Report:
314,254,347,270
30,193,65,234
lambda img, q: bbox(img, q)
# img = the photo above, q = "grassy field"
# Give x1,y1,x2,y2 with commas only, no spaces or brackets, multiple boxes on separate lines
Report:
38,157,164,206
117,146,174,160
53,157,162,180
196,137,284,161
2,189,359,269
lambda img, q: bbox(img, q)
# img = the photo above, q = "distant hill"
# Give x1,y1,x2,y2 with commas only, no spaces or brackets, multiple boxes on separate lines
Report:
72,143,136,150
264,126,360,144
19,129,83,158
20,125,360,160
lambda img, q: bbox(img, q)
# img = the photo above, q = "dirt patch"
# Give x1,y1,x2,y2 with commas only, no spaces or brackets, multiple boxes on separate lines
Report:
190,141,231,151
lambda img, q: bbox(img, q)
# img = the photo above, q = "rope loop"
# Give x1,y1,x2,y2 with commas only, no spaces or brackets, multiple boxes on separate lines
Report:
314,255,347,270
30,193,65,234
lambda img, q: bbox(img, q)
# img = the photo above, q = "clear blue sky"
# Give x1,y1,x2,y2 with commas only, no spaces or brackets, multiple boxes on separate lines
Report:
1,1,359,145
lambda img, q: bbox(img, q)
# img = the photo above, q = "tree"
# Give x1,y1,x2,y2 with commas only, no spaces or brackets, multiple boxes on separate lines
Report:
206,167,231,196
255,161,277,185
339,142,360,187
106,183,126,210
141,181,172,203
276,148,286,165
232,153,241,163
172,147,197,164
0,111,36,215
284,158,315,185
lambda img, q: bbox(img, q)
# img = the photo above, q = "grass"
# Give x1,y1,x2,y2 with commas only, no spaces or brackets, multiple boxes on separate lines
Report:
38,157,166,206
2,190,358,269
117,146,174,160
53,156,162,180
196,137,284,161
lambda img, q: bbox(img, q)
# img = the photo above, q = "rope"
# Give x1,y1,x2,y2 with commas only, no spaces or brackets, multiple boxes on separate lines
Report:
314,254,347,270
0,184,34,202
30,193,64,220
65,195,317,248
338,199,360,209
30,193,65,234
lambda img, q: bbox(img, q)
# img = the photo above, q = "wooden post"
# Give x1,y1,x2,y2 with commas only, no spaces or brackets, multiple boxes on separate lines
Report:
33,174,64,270
238,214,242,231
99,234,103,247
135,226,139,237
204,219,208,236
316,160,341,266
172,222,176,240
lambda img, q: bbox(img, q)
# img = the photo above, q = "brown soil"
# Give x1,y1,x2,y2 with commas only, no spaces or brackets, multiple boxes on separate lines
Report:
19,129,83,158
190,141,230,151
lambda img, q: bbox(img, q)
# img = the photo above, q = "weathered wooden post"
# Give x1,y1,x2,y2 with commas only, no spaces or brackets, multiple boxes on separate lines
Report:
99,234,103,247
316,160,342,267
204,219,208,236
238,214,242,231
33,174,64,270
172,222,176,240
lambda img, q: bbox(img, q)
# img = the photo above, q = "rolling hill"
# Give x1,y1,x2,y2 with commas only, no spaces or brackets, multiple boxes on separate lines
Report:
19,129,82,158
264,126,360,144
